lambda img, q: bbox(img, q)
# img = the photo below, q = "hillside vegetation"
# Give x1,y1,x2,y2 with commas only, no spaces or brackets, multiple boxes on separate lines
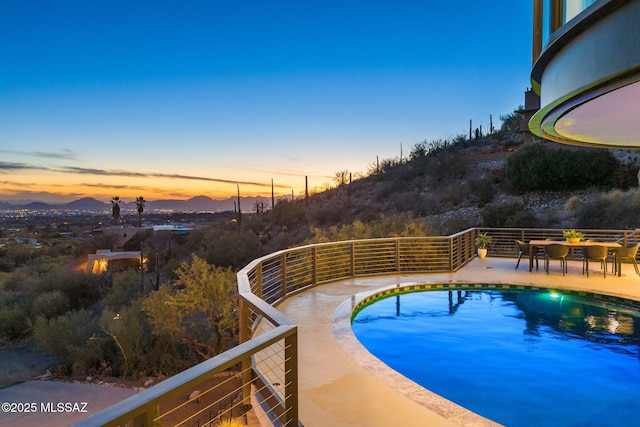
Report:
2,110,640,383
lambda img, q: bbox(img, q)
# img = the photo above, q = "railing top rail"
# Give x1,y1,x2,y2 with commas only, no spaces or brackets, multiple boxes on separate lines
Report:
74,325,296,427
241,291,295,326
237,234,463,276
478,227,639,233
237,268,255,294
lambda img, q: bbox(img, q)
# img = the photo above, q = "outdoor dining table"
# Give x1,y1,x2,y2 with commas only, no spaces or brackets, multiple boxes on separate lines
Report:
528,240,622,275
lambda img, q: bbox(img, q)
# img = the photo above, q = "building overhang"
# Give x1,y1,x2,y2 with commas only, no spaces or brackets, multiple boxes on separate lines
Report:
529,0,640,148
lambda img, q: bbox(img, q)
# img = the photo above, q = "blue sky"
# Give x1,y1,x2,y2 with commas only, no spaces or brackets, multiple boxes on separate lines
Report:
0,1,532,203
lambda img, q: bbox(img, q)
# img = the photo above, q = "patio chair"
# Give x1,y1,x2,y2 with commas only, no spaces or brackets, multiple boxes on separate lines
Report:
612,243,640,276
544,244,569,275
582,245,609,278
514,240,538,270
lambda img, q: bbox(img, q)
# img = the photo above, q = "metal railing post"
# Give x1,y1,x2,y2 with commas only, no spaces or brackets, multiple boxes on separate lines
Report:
239,297,252,407
284,328,299,426
449,237,454,270
395,239,400,273
350,242,355,277
311,246,317,285
132,407,157,427
255,263,263,299
281,253,287,298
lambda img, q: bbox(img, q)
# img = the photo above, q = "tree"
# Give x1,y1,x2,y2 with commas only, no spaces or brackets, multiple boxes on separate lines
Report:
136,196,145,227
499,108,524,133
333,170,349,187
142,255,238,359
111,196,121,222
99,305,148,377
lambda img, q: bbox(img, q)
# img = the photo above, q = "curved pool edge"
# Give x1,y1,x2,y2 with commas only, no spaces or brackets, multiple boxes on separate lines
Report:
331,281,504,427
275,256,640,426
331,279,640,427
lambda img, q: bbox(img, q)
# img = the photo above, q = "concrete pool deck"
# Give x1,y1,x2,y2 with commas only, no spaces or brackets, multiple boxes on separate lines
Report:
275,256,640,427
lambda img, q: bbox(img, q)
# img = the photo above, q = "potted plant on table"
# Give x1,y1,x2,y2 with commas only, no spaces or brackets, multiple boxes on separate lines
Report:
475,232,492,259
563,229,585,244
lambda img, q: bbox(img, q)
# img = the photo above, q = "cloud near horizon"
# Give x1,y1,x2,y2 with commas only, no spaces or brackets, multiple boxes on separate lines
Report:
58,166,288,188
0,161,49,171
0,149,79,161
0,161,289,189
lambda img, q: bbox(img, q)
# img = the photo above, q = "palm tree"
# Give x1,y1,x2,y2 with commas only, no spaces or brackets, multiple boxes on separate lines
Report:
111,196,121,222
136,196,145,227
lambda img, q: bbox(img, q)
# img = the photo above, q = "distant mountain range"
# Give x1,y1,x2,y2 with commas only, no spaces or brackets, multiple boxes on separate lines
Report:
0,195,277,213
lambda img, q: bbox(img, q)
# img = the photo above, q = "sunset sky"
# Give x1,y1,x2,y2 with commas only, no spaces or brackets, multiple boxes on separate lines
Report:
1,1,532,204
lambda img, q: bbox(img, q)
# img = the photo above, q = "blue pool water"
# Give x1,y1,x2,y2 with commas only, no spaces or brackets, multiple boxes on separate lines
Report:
352,288,640,427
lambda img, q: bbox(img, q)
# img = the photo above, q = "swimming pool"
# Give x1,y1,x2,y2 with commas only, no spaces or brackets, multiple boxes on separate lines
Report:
352,287,640,427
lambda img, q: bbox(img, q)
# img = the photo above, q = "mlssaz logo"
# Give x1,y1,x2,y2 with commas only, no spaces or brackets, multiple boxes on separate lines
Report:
40,402,88,413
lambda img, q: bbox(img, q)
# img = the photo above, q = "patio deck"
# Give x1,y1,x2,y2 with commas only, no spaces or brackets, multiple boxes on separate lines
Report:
274,256,640,427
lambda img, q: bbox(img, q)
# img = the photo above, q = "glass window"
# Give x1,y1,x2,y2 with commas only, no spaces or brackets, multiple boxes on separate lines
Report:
543,0,552,47
564,0,598,23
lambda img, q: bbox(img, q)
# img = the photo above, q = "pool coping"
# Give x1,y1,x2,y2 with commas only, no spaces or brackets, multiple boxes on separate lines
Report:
332,280,640,426
275,256,640,427
332,281,504,427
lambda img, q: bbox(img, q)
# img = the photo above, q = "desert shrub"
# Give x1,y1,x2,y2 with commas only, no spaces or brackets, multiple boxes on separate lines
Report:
163,258,182,281
481,202,537,228
102,270,142,311
609,163,638,189
490,167,505,183
143,256,238,365
37,271,102,311
499,110,524,133
33,309,98,369
357,207,381,223
442,182,466,206
387,192,432,215
410,137,465,161
0,258,11,273
272,199,305,228
209,229,262,269
243,214,269,236
383,162,418,181
474,178,496,207
4,243,35,268
2,269,39,293
31,290,70,319
306,202,347,227
576,189,640,229
307,212,433,243
504,143,619,193
565,196,580,211
576,196,613,229
429,151,465,182
374,179,407,201
438,214,478,235
376,157,402,175
96,305,149,377
0,308,31,340
387,191,412,212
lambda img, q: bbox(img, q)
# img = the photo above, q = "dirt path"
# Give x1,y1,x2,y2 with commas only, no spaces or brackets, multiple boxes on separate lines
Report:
0,341,55,389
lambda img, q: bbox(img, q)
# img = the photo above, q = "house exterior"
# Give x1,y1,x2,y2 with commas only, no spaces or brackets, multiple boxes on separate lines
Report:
87,249,142,274
528,0,640,148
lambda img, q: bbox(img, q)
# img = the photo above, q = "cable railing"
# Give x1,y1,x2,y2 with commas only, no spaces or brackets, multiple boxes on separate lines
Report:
74,227,639,426
479,227,640,259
